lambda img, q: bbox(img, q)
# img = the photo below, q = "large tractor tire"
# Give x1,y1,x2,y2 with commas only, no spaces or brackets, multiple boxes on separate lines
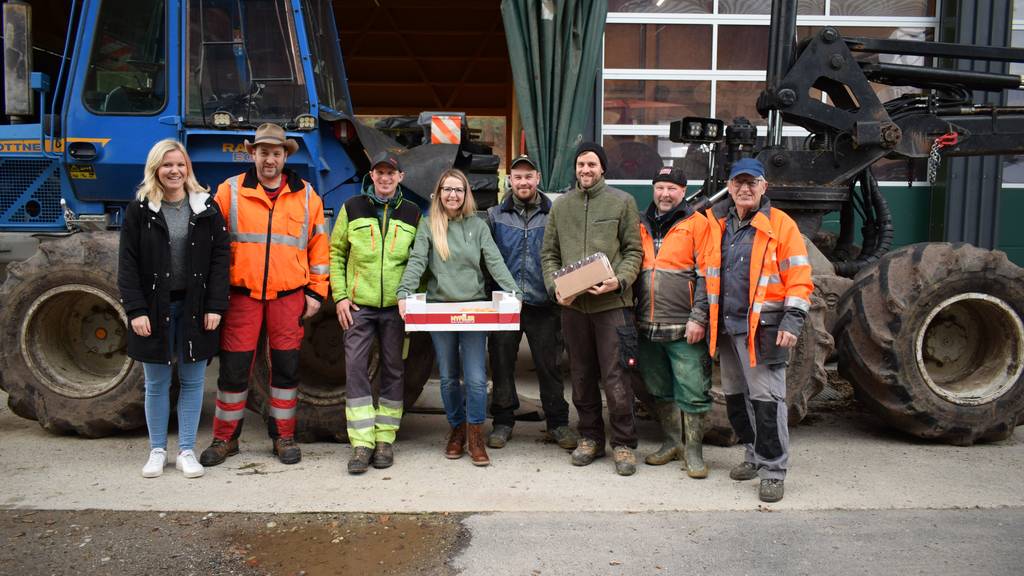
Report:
247,306,435,443
0,233,145,436
703,292,833,446
836,243,1024,445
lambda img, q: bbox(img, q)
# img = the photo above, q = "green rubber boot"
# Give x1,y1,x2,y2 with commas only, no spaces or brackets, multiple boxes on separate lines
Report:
683,412,708,479
644,401,683,466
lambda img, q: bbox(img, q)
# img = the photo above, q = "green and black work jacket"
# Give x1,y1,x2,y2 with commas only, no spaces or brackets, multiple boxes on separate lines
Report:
329,181,421,308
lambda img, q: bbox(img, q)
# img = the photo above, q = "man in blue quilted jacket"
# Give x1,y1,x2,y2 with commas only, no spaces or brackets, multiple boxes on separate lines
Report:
485,155,579,452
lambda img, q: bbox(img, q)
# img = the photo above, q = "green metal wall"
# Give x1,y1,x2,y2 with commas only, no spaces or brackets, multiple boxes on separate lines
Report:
998,187,1024,265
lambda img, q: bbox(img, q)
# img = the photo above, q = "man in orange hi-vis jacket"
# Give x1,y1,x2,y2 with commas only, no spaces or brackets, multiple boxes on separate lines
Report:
704,157,813,504
200,123,329,467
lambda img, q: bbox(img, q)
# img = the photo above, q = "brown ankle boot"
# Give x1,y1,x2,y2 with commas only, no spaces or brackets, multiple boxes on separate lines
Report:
467,423,490,466
445,423,467,459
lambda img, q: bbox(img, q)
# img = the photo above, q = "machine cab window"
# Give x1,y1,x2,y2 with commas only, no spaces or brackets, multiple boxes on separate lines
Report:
82,0,167,115
186,0,310,128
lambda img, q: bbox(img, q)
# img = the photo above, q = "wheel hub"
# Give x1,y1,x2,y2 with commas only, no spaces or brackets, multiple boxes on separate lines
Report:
19,285,133,399
915,293,1024,406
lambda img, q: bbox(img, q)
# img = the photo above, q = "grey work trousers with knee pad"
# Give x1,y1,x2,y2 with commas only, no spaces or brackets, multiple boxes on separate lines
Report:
719,332,789,480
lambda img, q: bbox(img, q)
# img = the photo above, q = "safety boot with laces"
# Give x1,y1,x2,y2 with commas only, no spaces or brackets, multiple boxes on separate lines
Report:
571,438,606,466
348,446,373,475
199,438,238,467
273,437,302,465
729,461,758,481
613,446,637,476
372,442,394,469
486,424,513,449
759,478,785,502
547,426,580,450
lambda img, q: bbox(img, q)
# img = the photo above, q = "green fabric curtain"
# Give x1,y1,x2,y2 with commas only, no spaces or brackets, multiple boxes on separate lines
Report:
501,0,608,192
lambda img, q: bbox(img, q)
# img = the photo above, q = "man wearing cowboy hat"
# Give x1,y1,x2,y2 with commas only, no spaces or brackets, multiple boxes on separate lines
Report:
200,123,330,466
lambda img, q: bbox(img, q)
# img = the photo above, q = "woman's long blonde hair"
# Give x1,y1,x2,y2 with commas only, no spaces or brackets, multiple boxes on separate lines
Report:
429,168,476,261
136,139,208,204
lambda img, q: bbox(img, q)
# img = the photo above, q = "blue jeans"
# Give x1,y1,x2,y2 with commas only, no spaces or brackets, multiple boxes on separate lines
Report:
143,301,207,452
430,331,488,427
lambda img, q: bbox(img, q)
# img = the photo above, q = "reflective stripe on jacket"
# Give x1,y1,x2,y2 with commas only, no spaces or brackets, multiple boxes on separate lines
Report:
636,204,710,327
214,168,330,300
704,200,813,366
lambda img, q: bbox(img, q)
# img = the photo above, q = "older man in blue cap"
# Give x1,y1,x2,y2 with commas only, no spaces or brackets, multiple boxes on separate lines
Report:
703,157,814,503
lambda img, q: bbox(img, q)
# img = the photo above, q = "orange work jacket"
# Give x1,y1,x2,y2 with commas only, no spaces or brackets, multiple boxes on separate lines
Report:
637,206,710,326
704,201,813,366
214,168,330,300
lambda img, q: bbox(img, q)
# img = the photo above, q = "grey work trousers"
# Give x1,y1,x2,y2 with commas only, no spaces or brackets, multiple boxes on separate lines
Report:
719,332,789,480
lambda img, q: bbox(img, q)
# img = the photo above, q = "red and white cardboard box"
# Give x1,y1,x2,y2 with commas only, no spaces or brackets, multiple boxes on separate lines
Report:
404,291,521,332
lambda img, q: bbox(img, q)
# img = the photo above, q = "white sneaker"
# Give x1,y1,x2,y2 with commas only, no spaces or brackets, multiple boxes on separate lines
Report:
175,449,205,478
142,448,167,478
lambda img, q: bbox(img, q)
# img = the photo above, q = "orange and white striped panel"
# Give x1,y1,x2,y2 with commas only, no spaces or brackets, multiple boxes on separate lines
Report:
430,115,462,144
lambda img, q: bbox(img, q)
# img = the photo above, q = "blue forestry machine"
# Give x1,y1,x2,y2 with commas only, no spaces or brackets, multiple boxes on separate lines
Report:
0,0,501,439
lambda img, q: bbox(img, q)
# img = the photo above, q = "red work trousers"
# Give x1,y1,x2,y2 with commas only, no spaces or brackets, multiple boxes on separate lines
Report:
213,290,305,441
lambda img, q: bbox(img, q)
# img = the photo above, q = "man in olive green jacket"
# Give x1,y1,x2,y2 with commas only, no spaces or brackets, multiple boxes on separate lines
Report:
330,152,420,474
541,141,643,476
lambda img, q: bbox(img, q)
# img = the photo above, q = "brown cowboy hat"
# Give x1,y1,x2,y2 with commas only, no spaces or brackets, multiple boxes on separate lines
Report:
244,123,299,155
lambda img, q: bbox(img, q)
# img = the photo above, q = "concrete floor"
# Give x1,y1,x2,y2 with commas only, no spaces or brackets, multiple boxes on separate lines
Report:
1,378,1021,514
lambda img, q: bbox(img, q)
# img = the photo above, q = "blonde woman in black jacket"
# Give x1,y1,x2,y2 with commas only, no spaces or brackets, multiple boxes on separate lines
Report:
118,139,230,479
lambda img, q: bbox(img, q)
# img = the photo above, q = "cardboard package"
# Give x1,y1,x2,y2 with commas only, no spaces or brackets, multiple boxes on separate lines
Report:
553,252,614,300
404,291,521,332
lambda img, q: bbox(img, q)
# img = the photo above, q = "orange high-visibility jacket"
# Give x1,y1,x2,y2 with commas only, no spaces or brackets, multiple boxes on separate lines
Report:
704,201,813,366
214,169,330,301
637,207,710,326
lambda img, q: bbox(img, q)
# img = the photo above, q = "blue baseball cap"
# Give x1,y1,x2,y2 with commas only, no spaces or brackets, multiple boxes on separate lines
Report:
728,158,765,180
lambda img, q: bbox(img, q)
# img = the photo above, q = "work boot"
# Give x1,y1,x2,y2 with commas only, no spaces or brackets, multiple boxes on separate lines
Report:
759,478,785,503
272,437,302,465
467,424,490,466
199,438,238,467
613,446,637,476
571,438,606,466
644,401,682,466
487,424,513,449
547,426,581,450
729,461,759,481
445,423,467,459
347,446,373,475
372,442,394,469
683,412,708,479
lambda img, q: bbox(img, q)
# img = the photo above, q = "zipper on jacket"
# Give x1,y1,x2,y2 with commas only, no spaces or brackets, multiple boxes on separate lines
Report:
519,209,529,295
261,206,274,300
582,193,590,313
380,204,388,307
352,270,360,300
749,239,772,327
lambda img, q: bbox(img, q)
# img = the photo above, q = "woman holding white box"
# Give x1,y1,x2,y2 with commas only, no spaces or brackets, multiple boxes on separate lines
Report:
398,169,518,467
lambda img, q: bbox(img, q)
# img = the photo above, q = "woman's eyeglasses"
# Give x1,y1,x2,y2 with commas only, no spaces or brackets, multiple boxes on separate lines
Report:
441,186,466,195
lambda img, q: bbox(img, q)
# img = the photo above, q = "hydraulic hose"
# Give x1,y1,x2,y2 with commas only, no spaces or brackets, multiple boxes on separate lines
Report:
834,170,894,277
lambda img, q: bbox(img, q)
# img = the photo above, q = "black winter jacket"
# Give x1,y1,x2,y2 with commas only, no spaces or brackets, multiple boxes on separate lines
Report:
118,192,231,364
